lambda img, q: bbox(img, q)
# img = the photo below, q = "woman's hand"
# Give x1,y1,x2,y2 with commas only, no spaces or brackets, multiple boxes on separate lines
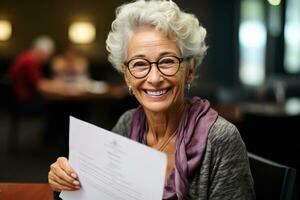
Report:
48,157,81,191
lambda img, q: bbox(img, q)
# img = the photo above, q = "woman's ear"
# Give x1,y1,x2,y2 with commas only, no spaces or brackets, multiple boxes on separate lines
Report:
121,64,131,87
120,64,126,74
186,58,196,84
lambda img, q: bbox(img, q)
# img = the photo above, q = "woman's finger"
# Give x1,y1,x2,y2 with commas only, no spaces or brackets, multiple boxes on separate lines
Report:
49,178,79,192
48,157,81,192
49,170,79,189
52,165,77,185
50,160,76,185
57,157,78,179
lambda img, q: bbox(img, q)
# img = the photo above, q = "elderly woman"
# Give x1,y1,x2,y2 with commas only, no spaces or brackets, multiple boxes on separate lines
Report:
48,0,255,199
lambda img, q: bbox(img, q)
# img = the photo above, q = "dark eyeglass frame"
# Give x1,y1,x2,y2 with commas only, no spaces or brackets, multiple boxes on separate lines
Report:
124,55,190,79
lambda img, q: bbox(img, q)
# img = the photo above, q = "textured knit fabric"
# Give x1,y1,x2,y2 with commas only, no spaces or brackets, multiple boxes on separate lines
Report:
129,97,218,199
112,108,256,200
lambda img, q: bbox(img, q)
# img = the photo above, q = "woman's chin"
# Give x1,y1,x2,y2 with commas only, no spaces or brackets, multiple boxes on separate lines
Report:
142,101,172,113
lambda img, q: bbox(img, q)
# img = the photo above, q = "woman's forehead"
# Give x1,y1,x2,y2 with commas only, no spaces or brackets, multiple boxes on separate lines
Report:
127,27,179,58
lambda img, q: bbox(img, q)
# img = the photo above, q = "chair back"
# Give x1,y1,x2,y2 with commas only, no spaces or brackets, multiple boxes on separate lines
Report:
248,153,297,200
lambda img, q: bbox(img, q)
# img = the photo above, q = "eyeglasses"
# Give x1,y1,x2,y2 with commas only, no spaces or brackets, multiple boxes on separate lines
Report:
124,55,187,79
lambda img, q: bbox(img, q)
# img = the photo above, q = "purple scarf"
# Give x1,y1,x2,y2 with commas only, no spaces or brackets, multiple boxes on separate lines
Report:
129,96,218,199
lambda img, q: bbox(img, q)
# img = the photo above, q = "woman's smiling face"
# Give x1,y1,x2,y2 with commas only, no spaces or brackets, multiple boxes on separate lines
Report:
123,26,194,113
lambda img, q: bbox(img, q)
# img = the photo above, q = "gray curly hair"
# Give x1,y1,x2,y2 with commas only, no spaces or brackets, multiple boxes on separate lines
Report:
106,0,207,71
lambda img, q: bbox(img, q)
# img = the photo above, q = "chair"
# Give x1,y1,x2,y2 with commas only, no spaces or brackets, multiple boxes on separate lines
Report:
240,107,299,169
248,153,297,200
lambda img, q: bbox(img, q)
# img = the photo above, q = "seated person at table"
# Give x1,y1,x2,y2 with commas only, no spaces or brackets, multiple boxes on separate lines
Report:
52,47,108,95
52,47,128,97
47,48,128,153
48,1,255,199
52,48,88,82
9,36,85,107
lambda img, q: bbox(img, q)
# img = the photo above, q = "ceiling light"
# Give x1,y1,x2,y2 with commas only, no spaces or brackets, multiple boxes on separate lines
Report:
0,20,12,41
68,22,96,44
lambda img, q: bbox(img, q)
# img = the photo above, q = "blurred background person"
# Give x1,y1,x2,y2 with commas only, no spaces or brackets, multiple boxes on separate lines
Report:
51,47,111,96
45,47,97,153
45,47,128,154
9,36,55,112
9,36,87,113
52,48,89,84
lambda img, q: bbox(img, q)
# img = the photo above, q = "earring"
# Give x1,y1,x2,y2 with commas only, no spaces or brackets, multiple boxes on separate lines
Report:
128,86,133,95
187,83,191,93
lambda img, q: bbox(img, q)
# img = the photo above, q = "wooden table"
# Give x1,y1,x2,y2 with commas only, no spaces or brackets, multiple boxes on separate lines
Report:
0,183,53,200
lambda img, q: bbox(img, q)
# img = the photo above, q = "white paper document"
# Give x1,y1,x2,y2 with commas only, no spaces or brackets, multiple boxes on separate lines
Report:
60,117,167,200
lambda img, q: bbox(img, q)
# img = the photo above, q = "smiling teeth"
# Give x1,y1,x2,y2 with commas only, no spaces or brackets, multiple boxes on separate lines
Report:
146,89,168,96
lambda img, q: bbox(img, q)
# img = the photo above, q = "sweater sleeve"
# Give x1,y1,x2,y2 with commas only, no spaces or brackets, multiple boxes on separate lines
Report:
208,118,255,200
111,109,135,137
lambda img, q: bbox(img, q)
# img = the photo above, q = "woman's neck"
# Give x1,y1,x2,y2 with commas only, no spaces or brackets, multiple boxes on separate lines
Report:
144,100,187,143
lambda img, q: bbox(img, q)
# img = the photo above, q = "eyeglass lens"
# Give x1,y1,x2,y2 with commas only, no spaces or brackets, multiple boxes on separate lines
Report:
127,56,181,78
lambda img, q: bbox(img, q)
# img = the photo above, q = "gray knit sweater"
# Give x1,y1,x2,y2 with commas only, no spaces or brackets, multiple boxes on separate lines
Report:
112,109,255,200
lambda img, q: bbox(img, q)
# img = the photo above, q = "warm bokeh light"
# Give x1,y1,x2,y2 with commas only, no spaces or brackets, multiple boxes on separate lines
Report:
267,0,281,6
68,22,96,44
0,20,12,41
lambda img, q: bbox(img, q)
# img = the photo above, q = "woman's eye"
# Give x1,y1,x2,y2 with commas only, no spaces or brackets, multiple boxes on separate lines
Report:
133,61,147,67
159,58,176,65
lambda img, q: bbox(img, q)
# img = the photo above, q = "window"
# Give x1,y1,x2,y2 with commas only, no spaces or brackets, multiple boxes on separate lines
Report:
239,0,267,86
284,0,300,73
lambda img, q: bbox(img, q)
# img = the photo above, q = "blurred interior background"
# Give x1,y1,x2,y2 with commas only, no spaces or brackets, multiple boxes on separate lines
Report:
0,0,299,198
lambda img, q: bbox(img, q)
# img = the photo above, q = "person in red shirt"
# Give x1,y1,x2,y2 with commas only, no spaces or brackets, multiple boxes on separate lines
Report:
9,36,85,105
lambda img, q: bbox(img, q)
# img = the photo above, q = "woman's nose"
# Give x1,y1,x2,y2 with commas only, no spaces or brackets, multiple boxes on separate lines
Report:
146,64,163,84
